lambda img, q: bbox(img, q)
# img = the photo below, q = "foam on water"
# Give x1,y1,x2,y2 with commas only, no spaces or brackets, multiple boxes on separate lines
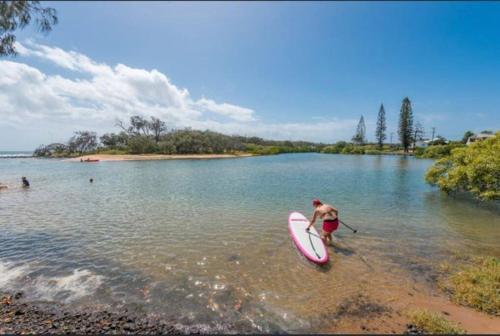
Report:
0,261,29,288
31,269,104,303
0,260,104,303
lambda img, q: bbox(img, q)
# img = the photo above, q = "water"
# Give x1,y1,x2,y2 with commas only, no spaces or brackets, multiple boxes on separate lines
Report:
0,151,33,158
1,154,499,332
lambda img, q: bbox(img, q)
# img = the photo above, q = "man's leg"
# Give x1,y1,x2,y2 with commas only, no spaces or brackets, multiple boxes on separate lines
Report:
320,231,328,244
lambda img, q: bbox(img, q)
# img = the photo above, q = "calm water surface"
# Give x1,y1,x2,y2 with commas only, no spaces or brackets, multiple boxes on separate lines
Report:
1,154,499,332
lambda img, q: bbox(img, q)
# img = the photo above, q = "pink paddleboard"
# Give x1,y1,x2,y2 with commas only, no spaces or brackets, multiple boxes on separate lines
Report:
288,211,329,265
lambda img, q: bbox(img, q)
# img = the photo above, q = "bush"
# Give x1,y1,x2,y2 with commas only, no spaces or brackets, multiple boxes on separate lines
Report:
413,147,425,157
365,149,382,155
439,256,499,315
408,309,465,334
158,140,176,154
127,136,158,154
417,144,465,159
425,132,500,200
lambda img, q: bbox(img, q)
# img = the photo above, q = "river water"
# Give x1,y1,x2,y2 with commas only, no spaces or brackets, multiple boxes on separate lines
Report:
0,154,499,332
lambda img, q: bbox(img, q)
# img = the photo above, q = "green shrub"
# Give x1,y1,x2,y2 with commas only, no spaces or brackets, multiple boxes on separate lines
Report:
439,256,499,315
425,132,500,200
417,144,465,159
408,309,465,334
322,145,341,154
365,149,382,155
127,136,158,154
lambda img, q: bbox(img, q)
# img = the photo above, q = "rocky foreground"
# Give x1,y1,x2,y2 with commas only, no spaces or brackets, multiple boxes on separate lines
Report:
0,292,232,334
1,291,431,334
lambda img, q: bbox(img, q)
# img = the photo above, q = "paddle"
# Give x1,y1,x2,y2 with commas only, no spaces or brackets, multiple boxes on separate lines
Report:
339,219,358,234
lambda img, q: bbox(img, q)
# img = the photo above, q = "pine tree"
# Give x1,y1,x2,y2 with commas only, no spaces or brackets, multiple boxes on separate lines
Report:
352,116,366,144
375,104,386,149
398,97,414,152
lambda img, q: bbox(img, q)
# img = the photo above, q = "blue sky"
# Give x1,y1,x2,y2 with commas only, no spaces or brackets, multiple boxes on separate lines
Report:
1,1,500,150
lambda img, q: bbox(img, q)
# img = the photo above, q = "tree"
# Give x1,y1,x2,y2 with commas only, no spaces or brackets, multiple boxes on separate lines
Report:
375,104,386,149
428,135,447,146
68,131,98,154
412,121,425,150
425,132,500,200
148,117,166,143
352,115,366,145
129,115,150,136
462,131,475,144
398,97,414,152
481,130,493,135
33,143,67,157
0,1,58,56
100,132,129,148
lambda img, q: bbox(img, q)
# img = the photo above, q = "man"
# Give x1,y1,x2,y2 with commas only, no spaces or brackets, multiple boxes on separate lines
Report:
22,177,30,188
306,198,339,245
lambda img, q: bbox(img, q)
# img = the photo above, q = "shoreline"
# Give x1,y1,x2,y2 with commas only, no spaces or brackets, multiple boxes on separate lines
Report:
0,292,234,334
66,153,255,162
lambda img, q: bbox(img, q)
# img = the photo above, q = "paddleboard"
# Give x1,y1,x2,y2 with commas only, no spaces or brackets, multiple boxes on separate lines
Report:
288,211,329,265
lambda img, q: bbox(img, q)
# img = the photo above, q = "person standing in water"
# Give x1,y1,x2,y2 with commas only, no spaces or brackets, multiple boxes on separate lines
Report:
306,198,339,245
21,177,30,187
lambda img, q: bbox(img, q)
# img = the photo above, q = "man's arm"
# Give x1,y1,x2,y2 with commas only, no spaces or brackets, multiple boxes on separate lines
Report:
331,206,338,216
307,211,318,230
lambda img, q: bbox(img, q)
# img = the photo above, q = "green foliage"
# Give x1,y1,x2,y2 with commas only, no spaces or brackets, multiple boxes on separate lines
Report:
439,256,499,316
398,97,414,152
365,149,382,155
127,136,158,154
425,132,500,200
0,1,58,56
375,104,387,149
462,131,475,144
68,131,98,154
352,115,366,144
407,309,465,334
416,144,465,159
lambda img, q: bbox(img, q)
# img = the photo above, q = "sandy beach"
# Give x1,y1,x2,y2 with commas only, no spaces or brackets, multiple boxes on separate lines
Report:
67,153,254,162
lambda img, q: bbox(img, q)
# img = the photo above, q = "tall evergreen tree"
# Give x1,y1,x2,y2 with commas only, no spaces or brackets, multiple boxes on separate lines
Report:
352,115,366,144
375,104,386,149
398,97,414,152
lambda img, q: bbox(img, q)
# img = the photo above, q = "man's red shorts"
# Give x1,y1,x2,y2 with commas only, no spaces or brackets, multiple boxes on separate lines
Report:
322,219,339,233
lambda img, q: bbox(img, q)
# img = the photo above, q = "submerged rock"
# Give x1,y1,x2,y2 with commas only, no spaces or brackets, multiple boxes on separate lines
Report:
0,292,235,334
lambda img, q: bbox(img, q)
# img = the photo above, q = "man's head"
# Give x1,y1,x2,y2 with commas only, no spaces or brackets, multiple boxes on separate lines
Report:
312,198,322,208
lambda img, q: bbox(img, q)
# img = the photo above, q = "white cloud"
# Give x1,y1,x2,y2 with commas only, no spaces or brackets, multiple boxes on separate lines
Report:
1,42,357,148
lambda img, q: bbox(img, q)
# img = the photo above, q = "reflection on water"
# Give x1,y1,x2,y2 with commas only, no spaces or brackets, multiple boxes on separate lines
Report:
0,154,499,332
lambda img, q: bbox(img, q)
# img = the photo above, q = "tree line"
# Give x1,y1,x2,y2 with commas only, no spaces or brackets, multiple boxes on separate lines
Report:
34,115,322,157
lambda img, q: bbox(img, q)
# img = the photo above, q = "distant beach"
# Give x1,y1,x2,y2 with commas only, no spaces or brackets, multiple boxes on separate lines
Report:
66,153,255,162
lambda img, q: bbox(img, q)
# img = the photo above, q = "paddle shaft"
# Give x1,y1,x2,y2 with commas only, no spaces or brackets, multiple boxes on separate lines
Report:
339,219,358,233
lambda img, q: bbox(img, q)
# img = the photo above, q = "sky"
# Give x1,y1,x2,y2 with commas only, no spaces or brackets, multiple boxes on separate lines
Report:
1,1,500,150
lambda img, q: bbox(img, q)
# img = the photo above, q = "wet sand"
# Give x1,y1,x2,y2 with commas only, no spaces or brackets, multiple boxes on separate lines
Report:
67,153,254,162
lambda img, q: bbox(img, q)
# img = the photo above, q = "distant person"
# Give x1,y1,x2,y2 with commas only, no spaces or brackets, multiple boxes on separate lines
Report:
21,177,30,188
89,178,94,183
306,199,339,245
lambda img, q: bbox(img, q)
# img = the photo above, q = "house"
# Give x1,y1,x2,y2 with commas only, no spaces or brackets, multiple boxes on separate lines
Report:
415,138,432,148
466,133,495,145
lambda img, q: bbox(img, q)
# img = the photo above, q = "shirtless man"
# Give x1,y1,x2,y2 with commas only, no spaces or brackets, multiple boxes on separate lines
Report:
306,198,339,245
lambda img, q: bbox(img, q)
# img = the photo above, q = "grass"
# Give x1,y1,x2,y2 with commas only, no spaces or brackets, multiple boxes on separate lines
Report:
408,309,465,334
439,256,499,316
